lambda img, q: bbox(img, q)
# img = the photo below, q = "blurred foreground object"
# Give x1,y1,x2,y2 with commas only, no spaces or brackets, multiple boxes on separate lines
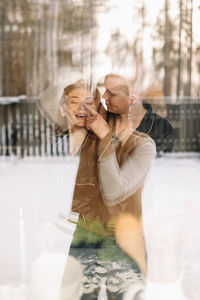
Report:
36,83,69,134
29,254,82,300
115,213,147,275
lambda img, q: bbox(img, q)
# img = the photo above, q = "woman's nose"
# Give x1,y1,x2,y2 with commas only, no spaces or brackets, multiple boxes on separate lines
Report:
78,101,85,108
77,102,86,111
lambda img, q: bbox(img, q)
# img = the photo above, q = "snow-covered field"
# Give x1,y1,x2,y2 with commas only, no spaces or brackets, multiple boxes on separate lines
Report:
0,153,200,300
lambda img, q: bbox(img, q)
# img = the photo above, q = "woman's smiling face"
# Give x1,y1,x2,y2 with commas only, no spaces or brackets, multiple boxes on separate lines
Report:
64,87,97,128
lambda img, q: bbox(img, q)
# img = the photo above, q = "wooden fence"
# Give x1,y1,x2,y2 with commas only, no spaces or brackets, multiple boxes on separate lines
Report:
0,98,200,157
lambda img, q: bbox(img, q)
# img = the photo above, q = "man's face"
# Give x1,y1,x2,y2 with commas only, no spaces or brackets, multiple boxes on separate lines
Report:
63,87,97,128
102,77,130,114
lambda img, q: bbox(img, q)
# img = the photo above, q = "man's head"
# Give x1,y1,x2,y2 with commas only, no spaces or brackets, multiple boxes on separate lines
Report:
102,74,134,115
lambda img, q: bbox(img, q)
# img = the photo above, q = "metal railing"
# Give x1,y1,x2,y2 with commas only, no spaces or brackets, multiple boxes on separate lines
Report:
166,101,200,152
0,100,69,157
0,98,200,157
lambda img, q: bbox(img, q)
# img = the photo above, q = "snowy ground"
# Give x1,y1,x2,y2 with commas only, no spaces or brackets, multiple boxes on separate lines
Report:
0,153,200,299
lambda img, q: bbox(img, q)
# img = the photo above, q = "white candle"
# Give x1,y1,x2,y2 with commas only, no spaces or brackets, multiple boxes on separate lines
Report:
19,208,27,281
97,279,108,300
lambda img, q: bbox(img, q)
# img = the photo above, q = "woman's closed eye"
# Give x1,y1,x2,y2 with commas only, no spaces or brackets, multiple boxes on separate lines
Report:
84,98,94,105
71,100,79,104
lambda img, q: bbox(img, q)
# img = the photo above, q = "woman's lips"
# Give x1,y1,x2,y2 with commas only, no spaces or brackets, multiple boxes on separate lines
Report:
75,114,87,119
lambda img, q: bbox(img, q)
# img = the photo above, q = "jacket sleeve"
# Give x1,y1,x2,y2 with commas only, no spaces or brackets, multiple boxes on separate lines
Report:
97,133,156,206
152,116,174,153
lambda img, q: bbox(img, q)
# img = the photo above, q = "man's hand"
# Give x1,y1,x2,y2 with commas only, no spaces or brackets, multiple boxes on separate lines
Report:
84,104,110,139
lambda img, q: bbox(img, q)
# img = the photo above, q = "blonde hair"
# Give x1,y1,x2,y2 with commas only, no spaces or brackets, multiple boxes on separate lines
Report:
59,80,87,105
60,79,100,106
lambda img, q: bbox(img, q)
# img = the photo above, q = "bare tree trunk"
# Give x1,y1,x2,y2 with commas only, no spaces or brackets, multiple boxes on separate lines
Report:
26,2,31,96
39,5,46,94
187,0,193,96
163,0,171,96
46,3,52,87
52,0,59,85
139,2,145,91
0,0,4,96
32,5,39,96
184,0,193,96
132,38,139,88
132,2,146,91
176,0,183,97
81,9,84,75
90,0,94,88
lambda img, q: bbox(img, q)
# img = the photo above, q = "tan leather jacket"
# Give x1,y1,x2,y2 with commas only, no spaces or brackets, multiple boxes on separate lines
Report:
71,114,147,236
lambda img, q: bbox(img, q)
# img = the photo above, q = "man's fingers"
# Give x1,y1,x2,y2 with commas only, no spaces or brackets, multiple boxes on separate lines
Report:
85,115,98,131
86,124,91,131
86,115,98,123
83,104,98,116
